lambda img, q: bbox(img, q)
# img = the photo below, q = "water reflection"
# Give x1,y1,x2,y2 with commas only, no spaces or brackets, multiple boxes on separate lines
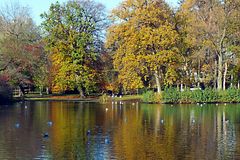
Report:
1,102,240,159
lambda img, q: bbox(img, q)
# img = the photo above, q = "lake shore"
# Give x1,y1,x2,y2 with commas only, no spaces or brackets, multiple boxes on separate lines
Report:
12,94,142,102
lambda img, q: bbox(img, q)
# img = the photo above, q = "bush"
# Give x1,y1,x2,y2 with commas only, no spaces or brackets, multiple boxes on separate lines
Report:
219,87,240,103
99,93,110,104
142,91,161,103
162,87,180,103
191,89,203,102
180,89,193,103
201,88,219,103
141,87,240,104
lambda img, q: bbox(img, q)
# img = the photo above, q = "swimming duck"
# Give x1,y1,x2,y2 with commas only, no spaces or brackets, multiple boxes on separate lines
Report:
15,123,20,128
47,121,53,126
87,130,91,136
43,132,49,138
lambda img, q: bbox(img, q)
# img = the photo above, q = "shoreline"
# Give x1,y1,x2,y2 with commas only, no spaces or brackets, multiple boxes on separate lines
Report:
6,94,240,104
12,94,142,103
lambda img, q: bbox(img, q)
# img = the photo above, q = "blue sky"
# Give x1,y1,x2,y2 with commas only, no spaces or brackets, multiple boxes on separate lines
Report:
0,0,179,25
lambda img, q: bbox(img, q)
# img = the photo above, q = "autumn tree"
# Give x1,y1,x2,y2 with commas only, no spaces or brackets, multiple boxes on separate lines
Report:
178,0,240,90
0,2,42,95
41,0,107,96
106,0,180,93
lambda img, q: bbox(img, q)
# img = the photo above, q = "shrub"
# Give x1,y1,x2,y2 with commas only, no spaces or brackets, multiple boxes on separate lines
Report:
142,87,240,104
191,89,203,102
99,94,110,104
180,89,193,103
202,88,219,103
162,87,180,103
219,87,240,103
142,91,162,103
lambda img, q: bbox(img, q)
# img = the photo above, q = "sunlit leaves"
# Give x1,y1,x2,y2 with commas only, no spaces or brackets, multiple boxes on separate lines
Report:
41,1,98,93
106,0,180,90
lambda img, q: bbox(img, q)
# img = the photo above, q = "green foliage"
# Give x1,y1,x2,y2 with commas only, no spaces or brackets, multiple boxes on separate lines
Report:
162,87,180,103
180,89,193,103
41,1,99,94
219,87,240,103
142,91,162,103
144,87,240,104
99,94,110,104
201,88,219,103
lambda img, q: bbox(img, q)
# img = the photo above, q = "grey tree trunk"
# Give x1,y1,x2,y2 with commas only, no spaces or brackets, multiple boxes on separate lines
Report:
46,87,49,94
197,59,201,88
214,59,218,89
180,82,183,91
217,28,226,90
217,54,223,90
154,71,161,93
223,62,227,90
39,86,43,96
230,74,233,88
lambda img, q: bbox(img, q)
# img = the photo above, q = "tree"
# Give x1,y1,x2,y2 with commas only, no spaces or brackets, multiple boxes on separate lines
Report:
106,0,180,93
178,0,240,90
0,2,42,95
41,0,107,96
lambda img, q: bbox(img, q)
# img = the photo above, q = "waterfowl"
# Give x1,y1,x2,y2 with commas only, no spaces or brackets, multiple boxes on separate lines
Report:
105,138,109,144
47,121,53,126
15,123,20,128
87,130,91,136
43,132,49,138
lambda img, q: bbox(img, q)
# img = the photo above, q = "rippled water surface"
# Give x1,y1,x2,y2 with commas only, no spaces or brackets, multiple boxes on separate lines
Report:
1,101,240,159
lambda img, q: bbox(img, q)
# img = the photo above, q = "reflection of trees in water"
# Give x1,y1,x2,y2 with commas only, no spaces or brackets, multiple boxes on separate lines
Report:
216,109,237,159
110,104,240,159
0,102,42,159
1,102,240,159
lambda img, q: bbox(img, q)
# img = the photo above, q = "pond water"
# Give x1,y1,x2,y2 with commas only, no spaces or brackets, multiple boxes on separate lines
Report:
1,101,240,159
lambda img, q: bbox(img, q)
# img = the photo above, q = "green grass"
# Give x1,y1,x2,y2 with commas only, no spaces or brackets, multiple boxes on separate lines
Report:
111,95,142,101
23,94,142,102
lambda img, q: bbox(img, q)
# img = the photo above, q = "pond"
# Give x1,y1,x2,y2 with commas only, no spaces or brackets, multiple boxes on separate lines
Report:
1,101,240,159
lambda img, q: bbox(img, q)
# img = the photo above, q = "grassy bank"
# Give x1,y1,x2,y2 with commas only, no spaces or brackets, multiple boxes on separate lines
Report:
16,94,98,102
142,87,240,104
19,94,142,103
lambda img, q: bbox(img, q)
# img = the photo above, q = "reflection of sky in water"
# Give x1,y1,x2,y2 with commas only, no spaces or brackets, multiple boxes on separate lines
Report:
1,102,240,159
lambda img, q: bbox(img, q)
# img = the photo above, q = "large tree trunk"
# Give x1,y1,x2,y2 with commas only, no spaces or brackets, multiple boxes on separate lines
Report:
217,53,223,90
217,28,226,90
154,71,161,93
223,62,228,90
214,59,218,89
